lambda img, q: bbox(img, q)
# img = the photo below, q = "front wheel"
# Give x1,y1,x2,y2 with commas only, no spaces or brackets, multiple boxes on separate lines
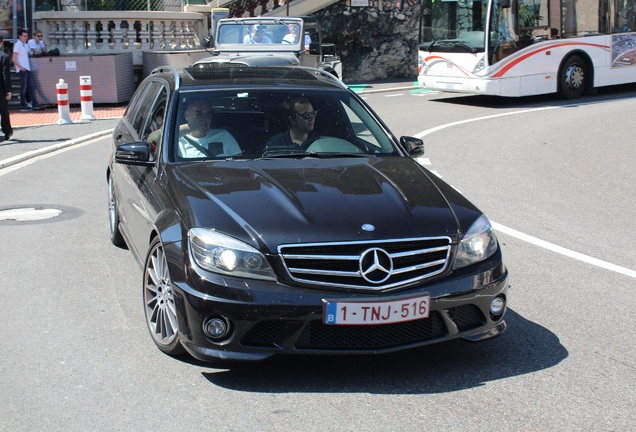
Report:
559,55,587,99
143,237,185,356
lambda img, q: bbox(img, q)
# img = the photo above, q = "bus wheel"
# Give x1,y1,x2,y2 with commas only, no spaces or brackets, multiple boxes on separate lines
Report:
559,55,586,99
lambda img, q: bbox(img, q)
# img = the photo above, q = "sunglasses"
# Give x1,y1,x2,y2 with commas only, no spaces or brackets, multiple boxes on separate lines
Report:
294,110,318,120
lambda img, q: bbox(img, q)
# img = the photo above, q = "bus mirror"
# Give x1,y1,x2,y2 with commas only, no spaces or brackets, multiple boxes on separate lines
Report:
500,0,511,8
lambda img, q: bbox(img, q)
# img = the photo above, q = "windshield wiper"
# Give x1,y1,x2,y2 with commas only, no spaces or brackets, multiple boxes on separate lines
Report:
428,39,477,53
259,151,314,159
259,152,372,160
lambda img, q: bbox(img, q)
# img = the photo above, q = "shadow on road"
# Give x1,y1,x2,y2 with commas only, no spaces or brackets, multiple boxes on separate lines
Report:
428,82,636,110
200,308,567,394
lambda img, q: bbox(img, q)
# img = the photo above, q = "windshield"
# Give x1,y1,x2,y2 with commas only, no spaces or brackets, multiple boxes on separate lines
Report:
420,0,488,52
217,21,312,49
171,89,400,161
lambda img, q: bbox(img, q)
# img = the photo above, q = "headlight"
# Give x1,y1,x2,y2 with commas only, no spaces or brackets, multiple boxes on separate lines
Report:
188,227,277,281
453,215,498,269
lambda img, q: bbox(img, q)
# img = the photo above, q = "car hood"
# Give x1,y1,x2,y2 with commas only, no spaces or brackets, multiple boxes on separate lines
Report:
168,157,463,252
193,53,299,67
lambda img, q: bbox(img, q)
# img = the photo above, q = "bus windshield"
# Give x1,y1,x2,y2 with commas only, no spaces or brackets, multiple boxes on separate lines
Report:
419,0,488,52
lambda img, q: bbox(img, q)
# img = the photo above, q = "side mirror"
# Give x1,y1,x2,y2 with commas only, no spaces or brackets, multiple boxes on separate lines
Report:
400,136,425,157
204,35,215,49
115,142,154,166
500,0,511,8
322,43,336,56
309,42,321,55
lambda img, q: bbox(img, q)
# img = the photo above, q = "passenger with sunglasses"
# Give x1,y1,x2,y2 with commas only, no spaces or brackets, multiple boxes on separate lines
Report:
265,97,320,153
27,32,60,57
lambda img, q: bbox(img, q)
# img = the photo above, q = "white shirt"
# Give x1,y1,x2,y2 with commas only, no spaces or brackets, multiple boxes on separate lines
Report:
178,129,241,158
243,34,272,44
283,33,312,49
28,38,45,55
13,41,30,72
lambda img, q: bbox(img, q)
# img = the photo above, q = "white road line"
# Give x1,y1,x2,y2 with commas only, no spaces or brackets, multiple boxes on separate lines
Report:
0,133,111,176
418,105,636,279
492,221,636,279
414,106,558,139
0,130,113,171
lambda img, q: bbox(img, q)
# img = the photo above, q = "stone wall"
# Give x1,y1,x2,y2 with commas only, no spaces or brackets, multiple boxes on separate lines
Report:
311,0,421,82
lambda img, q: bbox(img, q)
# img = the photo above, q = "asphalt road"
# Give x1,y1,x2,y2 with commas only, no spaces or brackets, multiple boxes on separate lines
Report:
1,83,635,431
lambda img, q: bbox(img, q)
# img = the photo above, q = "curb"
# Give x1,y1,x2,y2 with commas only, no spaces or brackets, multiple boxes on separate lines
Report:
357,86,417,94
0,129,114,170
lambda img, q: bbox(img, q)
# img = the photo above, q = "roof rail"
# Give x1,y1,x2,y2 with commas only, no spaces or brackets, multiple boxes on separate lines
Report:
150,65,180,88
310,66,347,89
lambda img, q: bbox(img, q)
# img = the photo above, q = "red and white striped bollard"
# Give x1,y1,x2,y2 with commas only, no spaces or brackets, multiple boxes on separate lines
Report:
80,76,95,121
56,79,72,125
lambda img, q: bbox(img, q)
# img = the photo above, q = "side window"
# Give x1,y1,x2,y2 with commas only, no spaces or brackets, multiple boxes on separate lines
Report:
124,81,149,124
131,82,162,138
142,87,169,161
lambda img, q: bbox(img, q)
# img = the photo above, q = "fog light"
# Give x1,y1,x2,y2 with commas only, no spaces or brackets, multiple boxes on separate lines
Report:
490,297,506,315
203,316,231,341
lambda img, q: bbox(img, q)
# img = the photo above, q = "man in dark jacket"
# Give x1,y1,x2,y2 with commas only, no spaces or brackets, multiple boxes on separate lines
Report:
0,35,12,140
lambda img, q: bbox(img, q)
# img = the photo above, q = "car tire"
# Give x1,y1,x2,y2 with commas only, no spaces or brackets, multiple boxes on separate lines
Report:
108,175,126,248
559,55,587,99
143,237,186,356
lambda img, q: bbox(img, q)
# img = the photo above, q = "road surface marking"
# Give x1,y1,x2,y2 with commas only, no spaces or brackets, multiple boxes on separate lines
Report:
418,107,636,279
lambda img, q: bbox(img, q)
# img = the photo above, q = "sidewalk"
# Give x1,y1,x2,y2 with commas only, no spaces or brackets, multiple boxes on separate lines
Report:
9,105,127,128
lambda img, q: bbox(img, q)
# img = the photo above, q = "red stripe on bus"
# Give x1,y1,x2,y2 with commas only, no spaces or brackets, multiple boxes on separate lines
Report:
492,42,610,78
424,55,471,76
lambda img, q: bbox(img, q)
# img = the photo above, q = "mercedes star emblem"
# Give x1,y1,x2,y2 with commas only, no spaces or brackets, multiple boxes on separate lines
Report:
359,248,393,284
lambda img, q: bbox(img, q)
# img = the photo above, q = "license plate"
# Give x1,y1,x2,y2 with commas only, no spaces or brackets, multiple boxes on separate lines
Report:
323,294,430,325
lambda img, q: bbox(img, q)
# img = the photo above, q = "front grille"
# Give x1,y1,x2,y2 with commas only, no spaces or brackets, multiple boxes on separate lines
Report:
241,314,447,351
296,313,446,350
278,237,451,290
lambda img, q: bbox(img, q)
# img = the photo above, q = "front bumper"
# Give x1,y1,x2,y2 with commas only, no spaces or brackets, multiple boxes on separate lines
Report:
170,251,509,363
418,74,504,96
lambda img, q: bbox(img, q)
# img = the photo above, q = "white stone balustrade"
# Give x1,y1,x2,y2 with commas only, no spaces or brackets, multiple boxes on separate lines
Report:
33,11,208,57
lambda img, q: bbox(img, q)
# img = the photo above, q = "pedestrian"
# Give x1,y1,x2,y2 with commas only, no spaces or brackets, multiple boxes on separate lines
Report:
0,35,13,140
27,31,60,57
12,29,43,111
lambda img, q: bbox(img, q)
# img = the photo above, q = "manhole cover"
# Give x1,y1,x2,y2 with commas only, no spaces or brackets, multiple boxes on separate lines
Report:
0,207,64,221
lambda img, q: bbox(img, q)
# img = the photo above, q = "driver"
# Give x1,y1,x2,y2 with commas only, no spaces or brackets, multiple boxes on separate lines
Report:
265,97,320,152
243,25,272,44
177,97,241,158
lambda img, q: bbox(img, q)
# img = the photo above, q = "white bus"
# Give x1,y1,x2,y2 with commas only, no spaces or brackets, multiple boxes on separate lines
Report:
417,0,636,98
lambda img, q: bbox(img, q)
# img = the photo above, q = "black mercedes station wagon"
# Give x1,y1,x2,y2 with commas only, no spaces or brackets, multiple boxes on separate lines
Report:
107,65,508,363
